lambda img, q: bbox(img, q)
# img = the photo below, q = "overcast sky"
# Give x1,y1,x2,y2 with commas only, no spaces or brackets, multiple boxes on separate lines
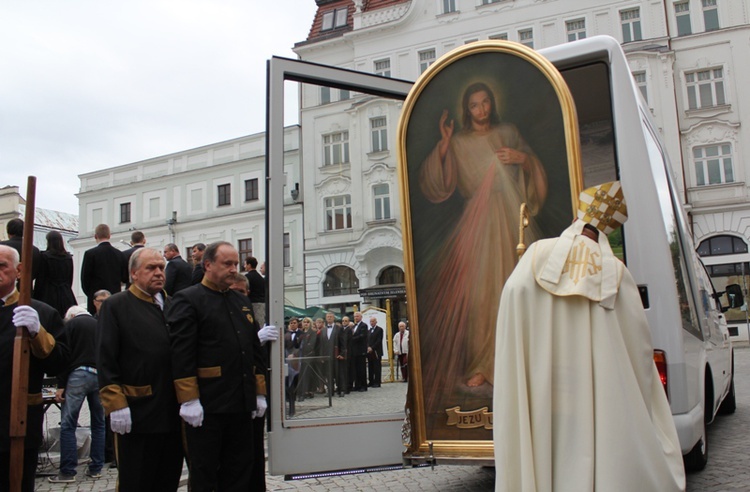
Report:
0,1,317,215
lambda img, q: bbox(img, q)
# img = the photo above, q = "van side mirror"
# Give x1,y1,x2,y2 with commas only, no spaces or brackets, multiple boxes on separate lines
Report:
725,284,744,309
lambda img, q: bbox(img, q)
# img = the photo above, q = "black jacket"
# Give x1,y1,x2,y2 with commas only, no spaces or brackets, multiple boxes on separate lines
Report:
165,256,192,296
1,293,66,451
81,242,126,313
97,286,180,433
167,279,267,414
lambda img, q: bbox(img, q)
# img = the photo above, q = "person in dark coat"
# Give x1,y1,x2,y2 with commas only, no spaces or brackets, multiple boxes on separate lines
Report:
33,231,77,318
97,247,184,491
0,245,66,491
163,244,191,296
190,243,206,286
168,241,269,491
367,317,384,388
351,312,369,392
121,231,146,289
81,224,126,314
0,218,42,295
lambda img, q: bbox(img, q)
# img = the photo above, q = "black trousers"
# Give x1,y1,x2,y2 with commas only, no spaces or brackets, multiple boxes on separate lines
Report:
252,416,266,491
354,355,368,390
0,447,37,492
184,412,254,492
335,358,348,394
368,355,382,386
115,431,183,492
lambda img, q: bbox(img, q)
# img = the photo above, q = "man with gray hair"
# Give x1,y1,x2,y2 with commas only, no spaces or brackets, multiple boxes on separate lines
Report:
0,245,66,490
97,247,184,490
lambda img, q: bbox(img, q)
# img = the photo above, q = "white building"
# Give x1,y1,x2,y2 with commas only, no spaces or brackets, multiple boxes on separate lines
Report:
0,185,78,251
293,0,750,328
70,126,305,306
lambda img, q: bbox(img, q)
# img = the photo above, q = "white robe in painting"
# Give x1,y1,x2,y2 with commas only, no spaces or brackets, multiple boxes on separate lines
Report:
493,220,685,492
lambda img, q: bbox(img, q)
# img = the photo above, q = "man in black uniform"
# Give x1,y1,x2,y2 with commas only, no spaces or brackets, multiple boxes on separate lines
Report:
97,247,184,491
168,241,268,491
0,245,65,491
81,224,126,314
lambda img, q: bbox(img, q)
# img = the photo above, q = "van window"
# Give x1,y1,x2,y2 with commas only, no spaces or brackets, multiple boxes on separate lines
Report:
642,118,702,340
559,62,624,260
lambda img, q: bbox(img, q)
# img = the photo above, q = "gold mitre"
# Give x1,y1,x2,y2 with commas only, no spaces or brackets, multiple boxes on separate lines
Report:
576,181,628,235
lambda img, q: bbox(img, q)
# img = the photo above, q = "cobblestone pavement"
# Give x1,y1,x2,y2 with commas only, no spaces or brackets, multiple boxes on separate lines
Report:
34,347,750,491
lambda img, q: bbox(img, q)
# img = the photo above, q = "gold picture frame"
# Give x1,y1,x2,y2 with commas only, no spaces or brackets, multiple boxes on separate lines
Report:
396,40,583,459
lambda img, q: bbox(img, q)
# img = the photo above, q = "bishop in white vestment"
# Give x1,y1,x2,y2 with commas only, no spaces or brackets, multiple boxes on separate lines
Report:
493,182,685,492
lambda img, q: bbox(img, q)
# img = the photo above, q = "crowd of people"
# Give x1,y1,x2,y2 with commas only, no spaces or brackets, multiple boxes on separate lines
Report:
282,310,409,416
0,221,277,492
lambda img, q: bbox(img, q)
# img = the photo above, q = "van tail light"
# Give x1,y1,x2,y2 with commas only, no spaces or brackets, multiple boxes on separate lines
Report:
654,350,668,400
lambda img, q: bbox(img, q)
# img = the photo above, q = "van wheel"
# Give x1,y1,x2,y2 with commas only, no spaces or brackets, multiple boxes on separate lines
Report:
684,403,709,471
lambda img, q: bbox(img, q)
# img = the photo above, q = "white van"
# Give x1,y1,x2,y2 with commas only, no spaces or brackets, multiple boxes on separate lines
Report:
265,35,739,475
540,35,739,471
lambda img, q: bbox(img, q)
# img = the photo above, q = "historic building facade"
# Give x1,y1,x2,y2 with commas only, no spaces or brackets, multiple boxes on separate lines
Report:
293,0,750,322
70,127,305,305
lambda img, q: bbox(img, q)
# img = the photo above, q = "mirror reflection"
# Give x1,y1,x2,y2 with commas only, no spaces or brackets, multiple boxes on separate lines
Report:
281,81,408,420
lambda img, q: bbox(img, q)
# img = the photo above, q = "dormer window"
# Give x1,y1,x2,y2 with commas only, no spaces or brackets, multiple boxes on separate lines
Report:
322,7,348,31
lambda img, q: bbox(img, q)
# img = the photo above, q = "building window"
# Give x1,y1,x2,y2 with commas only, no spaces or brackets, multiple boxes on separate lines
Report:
371,117,388,152
633,71,648,103
443,0,456,14
419,49,436,74
119,202,131,224
283,233,291,268
245,178,259,202
321,7,348,31
685,68,725,110
489,32,508,40
374,59,391,77
238,238,253,262
373,183,391,220
519,29,534,48
320,86,331,105
698,235,748,257
566,19,586,42
340,89,350,101
620,8,642,42
693,143,733,186
148,198,159,219
218,183,231,206
325,195,352,231
675,1,692,36
323,266,359,297
323,131,350,166
702,0,719,31
378,266,404,284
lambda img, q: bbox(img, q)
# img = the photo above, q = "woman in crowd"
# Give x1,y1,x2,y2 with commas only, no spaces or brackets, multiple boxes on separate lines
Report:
34,230,77,317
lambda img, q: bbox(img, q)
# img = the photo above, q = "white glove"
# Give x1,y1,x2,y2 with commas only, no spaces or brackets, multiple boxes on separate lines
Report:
110,407,132,434
252,395,267,419
258,325,279,345
180,398,204,427
13,305,40,337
